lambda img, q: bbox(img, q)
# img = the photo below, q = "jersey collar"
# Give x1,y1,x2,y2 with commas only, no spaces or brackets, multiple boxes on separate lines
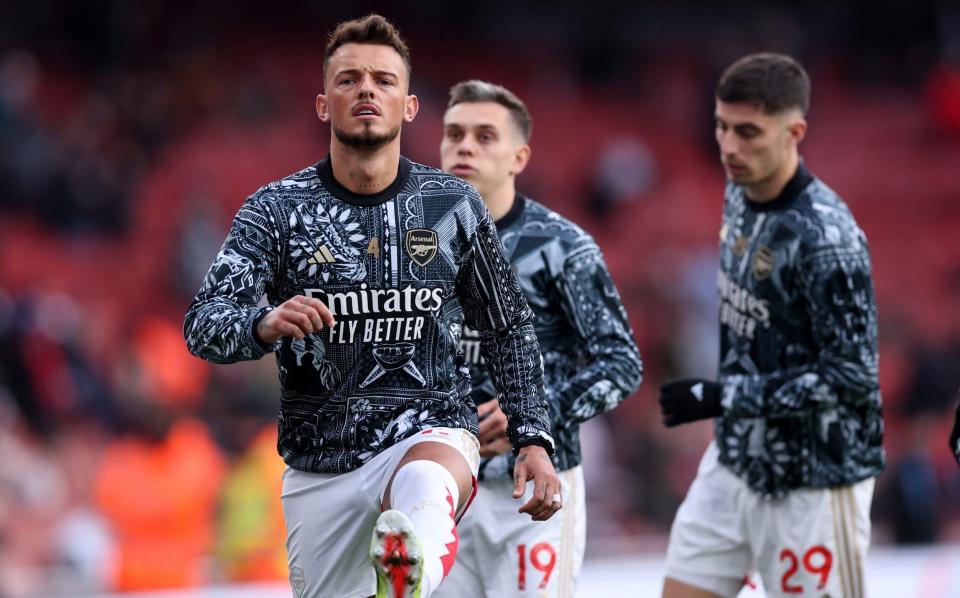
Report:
315,155,412,207
744,161,814,212
495,192,526,232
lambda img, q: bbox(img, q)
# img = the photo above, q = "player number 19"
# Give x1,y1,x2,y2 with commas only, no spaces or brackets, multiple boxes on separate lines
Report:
517,542,557,590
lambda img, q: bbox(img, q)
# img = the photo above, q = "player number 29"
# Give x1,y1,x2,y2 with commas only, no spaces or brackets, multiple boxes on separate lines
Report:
780,545,832,593
517,542,557,590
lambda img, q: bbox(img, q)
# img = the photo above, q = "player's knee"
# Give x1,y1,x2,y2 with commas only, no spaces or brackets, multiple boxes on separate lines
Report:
394,442,474,506
391,459,461,516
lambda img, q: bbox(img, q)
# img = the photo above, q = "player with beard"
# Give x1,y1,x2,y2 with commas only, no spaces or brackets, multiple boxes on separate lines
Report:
659,53,884,598
435,80,642,597
184,16,561,598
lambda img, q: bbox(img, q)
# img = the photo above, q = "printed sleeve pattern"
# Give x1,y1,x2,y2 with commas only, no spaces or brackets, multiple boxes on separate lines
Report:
184,194,282,364
554,242,643,427
456,204,554,451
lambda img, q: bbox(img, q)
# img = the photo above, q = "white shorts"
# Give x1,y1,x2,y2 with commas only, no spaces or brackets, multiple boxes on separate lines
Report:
664,442,874,598
282,427,480,598
435,465,586,598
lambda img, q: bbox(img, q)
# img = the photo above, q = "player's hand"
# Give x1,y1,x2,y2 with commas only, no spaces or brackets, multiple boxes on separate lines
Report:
479,436,512,458
478,400,511,457
659,378,722,427
949,394,960,466
256,295,336,344
512,445,562,521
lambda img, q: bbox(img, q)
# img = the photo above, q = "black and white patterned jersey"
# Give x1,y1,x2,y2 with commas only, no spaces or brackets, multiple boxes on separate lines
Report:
459,195,642,481
184,157,554,474
714,162,885,498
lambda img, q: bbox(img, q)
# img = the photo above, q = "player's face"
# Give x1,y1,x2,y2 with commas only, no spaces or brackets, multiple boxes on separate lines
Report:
318,43,418,151
440,102,529,198
715,100,802,185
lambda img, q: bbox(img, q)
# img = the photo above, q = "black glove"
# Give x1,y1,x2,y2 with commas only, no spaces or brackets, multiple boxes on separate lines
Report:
659,378,722,427
950,396,960,466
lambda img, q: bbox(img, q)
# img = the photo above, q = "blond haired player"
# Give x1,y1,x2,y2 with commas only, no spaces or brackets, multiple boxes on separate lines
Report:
436,80,642,597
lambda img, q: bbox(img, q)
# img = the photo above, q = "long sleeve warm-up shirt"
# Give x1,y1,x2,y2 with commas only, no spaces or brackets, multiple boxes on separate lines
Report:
714,162,884,498
185,157,554,474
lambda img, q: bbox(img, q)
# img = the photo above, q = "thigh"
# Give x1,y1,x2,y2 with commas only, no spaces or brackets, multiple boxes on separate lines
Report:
281,466,380,598
753,477,875,598
663,443,752,598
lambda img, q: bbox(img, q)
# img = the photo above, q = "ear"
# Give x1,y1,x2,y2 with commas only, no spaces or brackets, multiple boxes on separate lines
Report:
404,94,419,123
316,94,329,122
511,144,532,177
788,117,807,145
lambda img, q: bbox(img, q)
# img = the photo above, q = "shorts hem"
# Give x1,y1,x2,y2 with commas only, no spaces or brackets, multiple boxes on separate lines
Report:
663,567,743,598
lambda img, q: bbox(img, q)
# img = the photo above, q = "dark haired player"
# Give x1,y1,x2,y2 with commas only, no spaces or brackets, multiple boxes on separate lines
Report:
435,80,642,597
184,15,560,598
659,53,884,598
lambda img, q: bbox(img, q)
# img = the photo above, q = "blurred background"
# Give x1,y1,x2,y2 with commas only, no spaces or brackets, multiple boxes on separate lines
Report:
1,0,959,596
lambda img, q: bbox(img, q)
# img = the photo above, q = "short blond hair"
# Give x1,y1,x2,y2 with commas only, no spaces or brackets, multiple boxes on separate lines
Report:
448,80,532,142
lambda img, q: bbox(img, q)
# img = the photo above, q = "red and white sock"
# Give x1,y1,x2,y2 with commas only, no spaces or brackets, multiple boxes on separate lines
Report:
388,460,460,596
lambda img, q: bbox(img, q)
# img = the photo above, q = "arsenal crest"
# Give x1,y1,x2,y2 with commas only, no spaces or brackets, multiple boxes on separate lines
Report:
290,567,306,597
406,229,438,267
753,245,775,280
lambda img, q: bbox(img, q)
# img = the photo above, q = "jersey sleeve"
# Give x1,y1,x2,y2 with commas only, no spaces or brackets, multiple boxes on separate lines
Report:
721,237,880,417
552,241,643,427
183,193,282,364
455,199,554,452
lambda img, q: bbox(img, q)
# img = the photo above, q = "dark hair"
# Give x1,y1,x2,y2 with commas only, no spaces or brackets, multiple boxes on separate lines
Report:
323,14,411,79
716,52,810,115
447,80,533,142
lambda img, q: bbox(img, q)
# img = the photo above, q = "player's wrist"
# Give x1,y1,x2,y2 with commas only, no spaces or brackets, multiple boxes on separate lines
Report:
252,306,277,348
513,437,554,457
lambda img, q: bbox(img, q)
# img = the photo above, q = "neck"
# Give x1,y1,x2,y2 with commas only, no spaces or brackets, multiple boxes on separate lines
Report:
329,137,401,194
480,180,516,221
745,151,799,202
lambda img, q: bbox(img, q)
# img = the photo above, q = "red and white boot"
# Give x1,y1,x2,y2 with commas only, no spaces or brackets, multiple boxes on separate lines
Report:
371,509,424,598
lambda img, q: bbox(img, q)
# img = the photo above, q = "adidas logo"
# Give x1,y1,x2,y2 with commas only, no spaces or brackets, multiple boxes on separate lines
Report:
308,245,337,264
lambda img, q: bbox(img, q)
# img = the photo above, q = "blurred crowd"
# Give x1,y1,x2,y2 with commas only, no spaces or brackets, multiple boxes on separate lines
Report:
2,1,960,595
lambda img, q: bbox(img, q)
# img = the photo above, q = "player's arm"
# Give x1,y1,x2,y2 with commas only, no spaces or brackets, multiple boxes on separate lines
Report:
661,239,879,425
722,240,880,418
183,194,281,363
455,196,560,520
184,195,333,363
552,241,643,427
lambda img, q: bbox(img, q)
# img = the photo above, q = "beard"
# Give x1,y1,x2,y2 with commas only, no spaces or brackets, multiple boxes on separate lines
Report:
333,122,401,151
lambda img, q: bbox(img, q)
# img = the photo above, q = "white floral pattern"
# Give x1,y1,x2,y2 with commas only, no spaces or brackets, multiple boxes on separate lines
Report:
288,202,366,283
